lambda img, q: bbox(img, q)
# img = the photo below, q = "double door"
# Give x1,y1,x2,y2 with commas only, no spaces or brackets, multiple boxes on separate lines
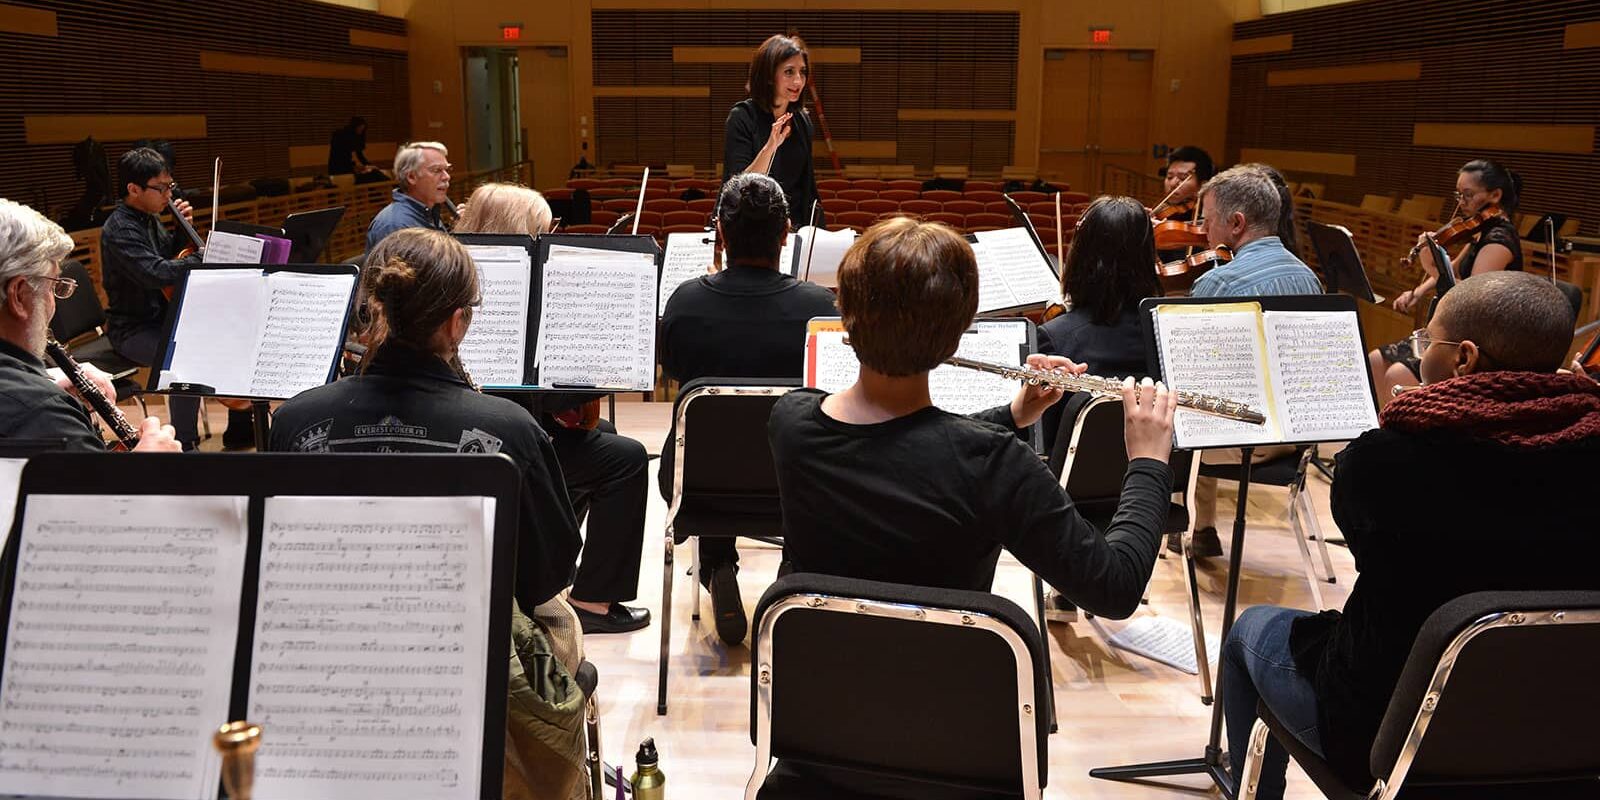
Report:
1039,49,1153,194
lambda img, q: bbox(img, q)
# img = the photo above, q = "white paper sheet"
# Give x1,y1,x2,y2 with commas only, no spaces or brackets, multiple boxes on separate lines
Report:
460,245,533,387
1153,305,1281,449
158,269,356,399
658,232,715,316
536,244,657,390
792,226,857,287
249,495,493,800
806,319,1031,416
202,230,265,265
0,458,26,554
971,227,1061,313
0,494,250,800
1264,311,1379,442
1098,615,1220,675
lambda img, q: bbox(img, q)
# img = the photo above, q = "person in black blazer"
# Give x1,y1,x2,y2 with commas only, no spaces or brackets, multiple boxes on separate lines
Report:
722,34,822,229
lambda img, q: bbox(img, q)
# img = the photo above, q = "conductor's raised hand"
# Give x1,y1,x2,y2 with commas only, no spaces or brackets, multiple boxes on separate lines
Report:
764,113,793,153
1008,354,1085,429
1122,377,1176,464
132,416,182,453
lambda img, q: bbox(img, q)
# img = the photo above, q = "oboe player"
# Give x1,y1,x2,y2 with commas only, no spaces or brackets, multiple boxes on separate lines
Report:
0,198,179,451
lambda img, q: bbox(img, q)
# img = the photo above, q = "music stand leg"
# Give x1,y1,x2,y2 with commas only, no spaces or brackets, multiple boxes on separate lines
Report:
1089,449,1254,799
250,400,271,452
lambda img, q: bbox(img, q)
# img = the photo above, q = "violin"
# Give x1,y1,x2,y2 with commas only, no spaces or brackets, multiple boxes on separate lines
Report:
1153,219,1209,250
1579,329,1600,377
1158,245,1231,279
1402,204,1503,266
1150,199,1195,222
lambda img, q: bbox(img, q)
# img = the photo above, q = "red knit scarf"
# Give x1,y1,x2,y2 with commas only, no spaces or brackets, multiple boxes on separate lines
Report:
1381,371,1600,448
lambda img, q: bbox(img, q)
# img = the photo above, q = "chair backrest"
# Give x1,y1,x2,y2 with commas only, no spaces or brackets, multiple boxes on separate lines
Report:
1369,590,1600,791
751,573,1047,797
48,259,107,342
666,378,797,539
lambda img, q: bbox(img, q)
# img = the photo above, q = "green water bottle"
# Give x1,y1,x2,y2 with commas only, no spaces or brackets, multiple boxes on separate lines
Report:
630,738,665,800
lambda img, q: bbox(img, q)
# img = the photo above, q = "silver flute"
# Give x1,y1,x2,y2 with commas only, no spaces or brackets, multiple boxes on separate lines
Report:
944,355,1267,425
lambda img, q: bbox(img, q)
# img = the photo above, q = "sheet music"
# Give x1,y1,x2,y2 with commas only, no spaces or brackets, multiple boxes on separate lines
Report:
159,269,355,399
1264,311,1378,441
793,226,857,287
460,244,532,387
1153,305,1281,448
0,458,25,554
778,232,797,276
971,227,1060,313
1098,616,1220,675
249,495,494,800
658,232,714,316
248,272,359,398
536,244,657,390
202,230,264,265
0,494,249,800
806,320,1030,415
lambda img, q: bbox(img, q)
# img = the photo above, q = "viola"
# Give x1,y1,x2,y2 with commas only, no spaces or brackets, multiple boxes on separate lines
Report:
1153,219,1209,250
1402,204,1503,266
162,184,206,301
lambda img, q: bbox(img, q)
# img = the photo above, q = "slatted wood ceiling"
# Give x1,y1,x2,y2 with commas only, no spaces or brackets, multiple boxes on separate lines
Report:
591,9,1018,174
1,0,407,222
1230,0,1600,233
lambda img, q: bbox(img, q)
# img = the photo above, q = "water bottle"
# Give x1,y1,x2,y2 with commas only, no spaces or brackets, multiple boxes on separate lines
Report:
630,738,665,800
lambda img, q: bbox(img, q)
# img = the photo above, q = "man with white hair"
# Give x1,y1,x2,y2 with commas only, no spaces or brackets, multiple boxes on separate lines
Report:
0,198,178,451
366,141,451,253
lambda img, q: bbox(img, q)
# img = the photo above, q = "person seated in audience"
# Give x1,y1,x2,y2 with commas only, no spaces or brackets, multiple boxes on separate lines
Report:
657,172,837,645
1370,159,1523,399
100,147,251,450
768,217,1176,611
270,227,583,617
1221,271,1600,799
455,182,652,634
0,198,178,451
1187,164,1323,557
366,141,452,253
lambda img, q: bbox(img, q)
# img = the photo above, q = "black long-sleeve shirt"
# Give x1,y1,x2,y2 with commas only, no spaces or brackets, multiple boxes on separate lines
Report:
0,339,107,451
722,99,822,229
768,389,1171,618
269,343,584,608
99,202,200,348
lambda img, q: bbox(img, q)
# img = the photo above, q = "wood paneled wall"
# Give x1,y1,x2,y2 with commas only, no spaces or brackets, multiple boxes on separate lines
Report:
2,0,407,222
1229,0,1600,233
590,8,1019,173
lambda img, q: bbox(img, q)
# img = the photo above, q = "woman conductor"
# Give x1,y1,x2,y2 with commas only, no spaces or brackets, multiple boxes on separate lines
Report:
723,34,821,229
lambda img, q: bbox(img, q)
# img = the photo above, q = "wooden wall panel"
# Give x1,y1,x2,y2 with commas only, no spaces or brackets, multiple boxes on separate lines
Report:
1231,33,1292,56
0,2,54,35
591,9,1018,173
25,115,208,145
1230,0,1600,234
3,0,408,224
1238,147,1356,175
1565,20,1600,49
1265,60,1419,86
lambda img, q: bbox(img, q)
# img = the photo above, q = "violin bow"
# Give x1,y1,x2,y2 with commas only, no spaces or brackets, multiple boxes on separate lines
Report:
630,167,648,236
1053,191,1064,265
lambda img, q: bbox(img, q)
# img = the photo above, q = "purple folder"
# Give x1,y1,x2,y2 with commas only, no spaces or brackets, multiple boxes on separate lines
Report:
255,234,292,264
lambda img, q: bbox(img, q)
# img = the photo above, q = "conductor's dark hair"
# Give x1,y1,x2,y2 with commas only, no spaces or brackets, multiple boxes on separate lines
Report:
118,147,170,198
1166,146,1215,182
1436,271,1572,372
1062,196,1162,326
1460,159,1522,214
717,172,789,266
746,34,809,111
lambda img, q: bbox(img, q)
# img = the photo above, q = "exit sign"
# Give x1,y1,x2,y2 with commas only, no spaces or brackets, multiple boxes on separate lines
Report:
1090,27,1113,44
501,24,522,41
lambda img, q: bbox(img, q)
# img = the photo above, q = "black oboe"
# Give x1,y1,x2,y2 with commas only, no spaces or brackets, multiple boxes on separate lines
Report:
44,332,140,449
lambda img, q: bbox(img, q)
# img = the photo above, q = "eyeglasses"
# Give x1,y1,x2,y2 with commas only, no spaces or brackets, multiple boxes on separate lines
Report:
1408,327,1461,356
423,163,453,176
143,182,175,194
32,275,77,300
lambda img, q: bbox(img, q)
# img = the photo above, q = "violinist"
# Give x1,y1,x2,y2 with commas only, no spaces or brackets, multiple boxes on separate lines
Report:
1187,166,1322,557
1370,160,1523,399
1154,146,1214,263
454,183,652,635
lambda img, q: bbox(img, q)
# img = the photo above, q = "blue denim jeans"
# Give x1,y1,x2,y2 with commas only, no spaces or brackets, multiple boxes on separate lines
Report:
1223,605,1324,800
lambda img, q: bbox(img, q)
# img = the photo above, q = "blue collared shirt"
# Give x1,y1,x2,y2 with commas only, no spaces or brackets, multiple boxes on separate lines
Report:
1189,236,1323,298
365,189,446,253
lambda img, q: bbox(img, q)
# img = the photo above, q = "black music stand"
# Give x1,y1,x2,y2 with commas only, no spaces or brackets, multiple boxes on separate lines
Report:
1091,294,1376,798
0,452,519,800
1002,193,1061,278
283,206,346,263
1306,222,1380,304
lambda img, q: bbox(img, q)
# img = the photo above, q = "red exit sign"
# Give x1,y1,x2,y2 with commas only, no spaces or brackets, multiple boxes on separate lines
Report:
501,24,523,41
1090,27,1113,44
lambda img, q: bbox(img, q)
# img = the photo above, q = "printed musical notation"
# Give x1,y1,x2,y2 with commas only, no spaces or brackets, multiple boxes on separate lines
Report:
537,245,657,390
1264,311,1379,441
970,227,1060,314
0,494,249,800
247,496,492,800
806,320,1031,416
658,232,714,316
460,244,533,386
248,273,361,398
1154,306,1282,449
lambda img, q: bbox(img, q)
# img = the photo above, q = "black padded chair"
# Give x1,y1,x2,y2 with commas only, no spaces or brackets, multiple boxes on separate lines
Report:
747,573,1048,800
1239,590,1600,799
48,259,144,403
657,377,798,715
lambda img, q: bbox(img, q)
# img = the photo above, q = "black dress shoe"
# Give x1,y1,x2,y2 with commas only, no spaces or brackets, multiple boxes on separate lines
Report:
1189,526,1224,558
571,602,651,634
704,565,748,646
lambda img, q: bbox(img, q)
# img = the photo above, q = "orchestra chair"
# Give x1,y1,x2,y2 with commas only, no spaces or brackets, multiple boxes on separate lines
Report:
658,378,799,715
836,211,878,232
966,212,1013,232
837,188,877,203
879,189,918,203
856,198,898,216
943,199,984,217
1047,394,1206,698
49,259,146,405
1360,194,1398,214
1238,590,1600,800
1009,191,1049,205
746,573,1048,800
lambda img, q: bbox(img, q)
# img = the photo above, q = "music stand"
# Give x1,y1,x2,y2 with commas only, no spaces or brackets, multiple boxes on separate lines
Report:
0,452,518,800
1091,293,1376,798
1002,193,1061,278
283,206,346,263
214,219,286,239
1306,222,1380,304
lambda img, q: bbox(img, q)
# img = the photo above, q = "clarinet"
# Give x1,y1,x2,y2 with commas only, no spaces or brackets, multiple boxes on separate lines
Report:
43,332,141,449
943,355,1267,425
